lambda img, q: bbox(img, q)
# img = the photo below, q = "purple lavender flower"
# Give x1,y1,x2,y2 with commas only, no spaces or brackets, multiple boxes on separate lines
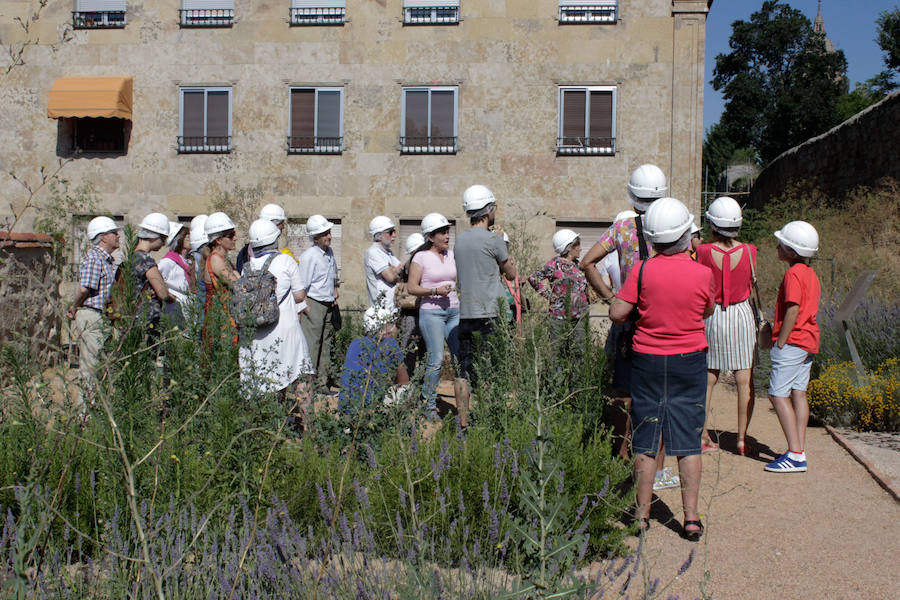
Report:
678,549,695,575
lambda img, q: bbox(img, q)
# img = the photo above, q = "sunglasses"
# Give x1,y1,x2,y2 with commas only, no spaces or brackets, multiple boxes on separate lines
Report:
224,230,237,239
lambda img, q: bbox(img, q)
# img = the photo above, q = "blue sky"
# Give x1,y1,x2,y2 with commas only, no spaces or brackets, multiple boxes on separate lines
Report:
703,0,897,135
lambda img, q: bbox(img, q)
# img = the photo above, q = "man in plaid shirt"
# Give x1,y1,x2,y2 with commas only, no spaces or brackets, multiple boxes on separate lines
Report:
66,216,120,410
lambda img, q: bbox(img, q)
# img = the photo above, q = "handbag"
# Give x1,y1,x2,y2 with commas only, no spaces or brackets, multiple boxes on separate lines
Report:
330,303,343,331
748,253,773,350
393,281,420,311
617,259,647,360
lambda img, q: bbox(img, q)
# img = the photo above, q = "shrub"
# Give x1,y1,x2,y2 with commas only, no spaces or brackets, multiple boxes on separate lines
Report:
808,359,900,431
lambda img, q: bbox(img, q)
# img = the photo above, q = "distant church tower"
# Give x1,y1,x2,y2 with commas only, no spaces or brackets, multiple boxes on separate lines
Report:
814,0,836,53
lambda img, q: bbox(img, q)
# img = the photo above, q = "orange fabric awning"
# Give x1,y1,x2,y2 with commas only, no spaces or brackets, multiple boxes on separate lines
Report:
47,76,133,120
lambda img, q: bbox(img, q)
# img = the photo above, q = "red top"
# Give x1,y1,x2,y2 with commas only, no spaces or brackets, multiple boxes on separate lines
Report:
695,243,757,308
618,253,714,355
773,262,821,353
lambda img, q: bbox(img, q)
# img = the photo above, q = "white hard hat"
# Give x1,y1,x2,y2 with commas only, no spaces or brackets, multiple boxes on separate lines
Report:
190,214,209,231
166,221,185,246
205,212,236,236
138,212,170,238
189,225,209,252
306,214,333,237
248,218,281,248
627,164,668,211
421,212,451,235
363,305,399,335
706,196,743,233
368,216,395,238
405,232,425,255
614,210,638,222
259,203,286,223
87,216,118,241
552,229,580,256
774,221,818,257
691,220,701,235
643,197,693,244
462,184,496,213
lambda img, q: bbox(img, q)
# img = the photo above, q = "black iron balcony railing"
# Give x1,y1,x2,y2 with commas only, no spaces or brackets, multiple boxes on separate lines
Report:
179,9,234,27
72,11,126,29
559,5,617,24
556,136,616,155
287,136,343,154
289,7,346,26
400,136,457,154
178,136,232,153
403,7,460,25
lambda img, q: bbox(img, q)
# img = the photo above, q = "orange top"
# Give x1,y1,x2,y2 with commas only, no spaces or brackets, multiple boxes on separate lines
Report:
773,262,821,353
47,77,133,120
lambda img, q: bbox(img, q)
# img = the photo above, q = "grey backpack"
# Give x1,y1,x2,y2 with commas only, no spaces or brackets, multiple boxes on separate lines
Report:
229,254,288,328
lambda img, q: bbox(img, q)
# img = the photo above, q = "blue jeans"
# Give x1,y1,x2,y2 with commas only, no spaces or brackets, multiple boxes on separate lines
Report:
418,307,460,410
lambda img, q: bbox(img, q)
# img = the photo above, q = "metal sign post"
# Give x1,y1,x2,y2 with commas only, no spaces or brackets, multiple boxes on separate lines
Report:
833,270,877,380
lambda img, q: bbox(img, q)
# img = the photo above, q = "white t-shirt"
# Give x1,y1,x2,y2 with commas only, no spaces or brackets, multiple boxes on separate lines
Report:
364,243,401,307
600,250,622,293
158,256,191,306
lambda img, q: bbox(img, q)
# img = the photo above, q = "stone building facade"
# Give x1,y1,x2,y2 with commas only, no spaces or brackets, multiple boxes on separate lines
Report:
0,0,711,303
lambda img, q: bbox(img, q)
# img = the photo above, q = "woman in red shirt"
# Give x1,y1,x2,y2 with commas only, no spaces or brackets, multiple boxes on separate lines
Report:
610,198,714,541
695,197,758,456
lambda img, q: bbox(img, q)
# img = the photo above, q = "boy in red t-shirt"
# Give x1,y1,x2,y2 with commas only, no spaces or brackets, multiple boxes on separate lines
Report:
764,221,821,474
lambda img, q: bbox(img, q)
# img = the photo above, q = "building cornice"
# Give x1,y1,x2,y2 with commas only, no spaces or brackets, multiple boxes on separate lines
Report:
672,0,711,15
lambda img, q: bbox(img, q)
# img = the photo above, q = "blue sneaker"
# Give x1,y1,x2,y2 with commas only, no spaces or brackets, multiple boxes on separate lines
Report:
764,452,807,473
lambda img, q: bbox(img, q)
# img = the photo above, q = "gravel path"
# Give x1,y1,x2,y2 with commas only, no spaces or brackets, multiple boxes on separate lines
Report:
611,378,900,599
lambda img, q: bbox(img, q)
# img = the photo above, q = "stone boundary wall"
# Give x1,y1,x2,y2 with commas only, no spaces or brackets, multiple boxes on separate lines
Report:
750,91,900,207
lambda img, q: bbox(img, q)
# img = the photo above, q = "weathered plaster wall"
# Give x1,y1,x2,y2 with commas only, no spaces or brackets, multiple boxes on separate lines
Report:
0,0,708,303
750,91,900,209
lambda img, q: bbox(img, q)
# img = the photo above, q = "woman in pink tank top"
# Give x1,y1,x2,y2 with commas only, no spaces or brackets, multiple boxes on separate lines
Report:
696,197,758,456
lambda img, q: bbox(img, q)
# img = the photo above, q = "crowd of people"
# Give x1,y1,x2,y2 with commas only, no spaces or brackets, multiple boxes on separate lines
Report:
68,167,822,541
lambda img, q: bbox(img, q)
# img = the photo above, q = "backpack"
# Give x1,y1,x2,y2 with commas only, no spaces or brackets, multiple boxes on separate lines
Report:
229,254,289,329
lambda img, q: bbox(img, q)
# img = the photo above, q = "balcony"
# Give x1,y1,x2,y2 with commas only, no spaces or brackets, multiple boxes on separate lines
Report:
403,6,460,25
289,7,345,25
179,9,234,27
287,136,343,154
72,11,126,29
400,136,457,154
556,137,616,155
559,5,617,24
177,136,232,153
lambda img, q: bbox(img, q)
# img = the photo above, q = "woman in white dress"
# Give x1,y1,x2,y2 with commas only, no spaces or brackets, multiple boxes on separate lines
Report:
158,221,193,325
239,219,313,412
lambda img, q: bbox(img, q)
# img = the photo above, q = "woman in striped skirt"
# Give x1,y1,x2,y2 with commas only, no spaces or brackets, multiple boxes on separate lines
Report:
696,197,758,455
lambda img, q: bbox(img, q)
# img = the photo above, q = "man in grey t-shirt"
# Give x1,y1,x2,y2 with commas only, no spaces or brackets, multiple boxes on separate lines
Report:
453,184,517,426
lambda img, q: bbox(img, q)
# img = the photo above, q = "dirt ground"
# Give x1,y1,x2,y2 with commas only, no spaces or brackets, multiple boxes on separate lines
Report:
616,376,900,599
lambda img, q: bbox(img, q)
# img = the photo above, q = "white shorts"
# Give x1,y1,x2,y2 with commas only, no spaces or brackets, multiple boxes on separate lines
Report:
768,343,813,397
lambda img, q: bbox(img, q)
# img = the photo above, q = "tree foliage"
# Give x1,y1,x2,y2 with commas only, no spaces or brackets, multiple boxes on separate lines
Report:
711,1,847,164
877,7,900,73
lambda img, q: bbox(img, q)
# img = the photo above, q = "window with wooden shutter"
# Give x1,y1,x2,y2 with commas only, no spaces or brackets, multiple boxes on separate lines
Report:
557,86,616,155
180,0,234,27
179,87,232,153
73,0,126,28
558,1,617,24
403,0,460,25
288,87,343,154
290,0,346,25
401,87,458,154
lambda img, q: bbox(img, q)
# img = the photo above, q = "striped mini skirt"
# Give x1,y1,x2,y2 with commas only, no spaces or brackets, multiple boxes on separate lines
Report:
704,298,756,371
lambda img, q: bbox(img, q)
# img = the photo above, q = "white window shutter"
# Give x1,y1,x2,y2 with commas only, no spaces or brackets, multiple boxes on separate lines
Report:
559,0,616,6
76,0,126,10
291,0,345,7
182,0,235,10
404,0,460,7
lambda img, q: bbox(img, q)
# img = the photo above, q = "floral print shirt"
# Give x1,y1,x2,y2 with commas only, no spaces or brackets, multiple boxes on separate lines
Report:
527,257,590,320
594,216,651,287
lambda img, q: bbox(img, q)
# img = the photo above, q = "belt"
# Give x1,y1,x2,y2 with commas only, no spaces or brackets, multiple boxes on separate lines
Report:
309,297,334,307
79,306,103,314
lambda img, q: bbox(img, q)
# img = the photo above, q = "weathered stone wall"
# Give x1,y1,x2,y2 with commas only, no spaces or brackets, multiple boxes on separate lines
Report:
0,0,709,304
750,91,900,208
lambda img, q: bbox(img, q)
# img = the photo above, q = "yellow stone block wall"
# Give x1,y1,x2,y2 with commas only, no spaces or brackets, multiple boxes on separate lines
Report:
0,0,709,304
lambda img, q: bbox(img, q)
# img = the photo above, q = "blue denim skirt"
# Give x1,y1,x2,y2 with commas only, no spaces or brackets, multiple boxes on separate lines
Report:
630,350,707,457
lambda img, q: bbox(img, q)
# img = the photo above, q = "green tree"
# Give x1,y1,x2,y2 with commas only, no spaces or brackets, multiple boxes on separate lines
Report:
877,8,900,71
711,1,847,164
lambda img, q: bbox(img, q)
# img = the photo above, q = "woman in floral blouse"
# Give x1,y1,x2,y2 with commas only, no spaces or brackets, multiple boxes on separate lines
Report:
528,229,591,361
